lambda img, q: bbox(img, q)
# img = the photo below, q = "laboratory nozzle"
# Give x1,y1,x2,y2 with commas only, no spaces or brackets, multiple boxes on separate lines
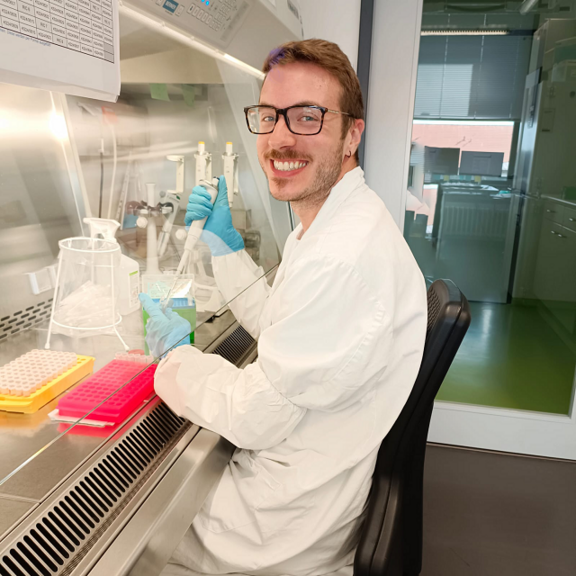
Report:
83,217,121,240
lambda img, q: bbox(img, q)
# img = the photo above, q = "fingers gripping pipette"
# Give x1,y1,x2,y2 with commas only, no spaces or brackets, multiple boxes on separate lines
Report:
161,178,219,311
178,177,218,274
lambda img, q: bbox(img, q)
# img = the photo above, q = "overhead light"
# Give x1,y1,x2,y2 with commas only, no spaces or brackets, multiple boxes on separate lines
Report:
519,0,539,15
119,4,265,80
421,29,510,36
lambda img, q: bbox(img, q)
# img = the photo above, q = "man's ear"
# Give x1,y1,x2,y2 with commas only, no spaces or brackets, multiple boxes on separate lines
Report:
347,118,365,157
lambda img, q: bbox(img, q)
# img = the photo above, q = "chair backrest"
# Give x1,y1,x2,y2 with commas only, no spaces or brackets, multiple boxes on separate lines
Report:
354,279,471,576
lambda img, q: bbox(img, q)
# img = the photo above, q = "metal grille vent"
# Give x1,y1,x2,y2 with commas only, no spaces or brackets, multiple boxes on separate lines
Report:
0,403,188,576
0,300,53,342
441,203,508,240
211,325,255,365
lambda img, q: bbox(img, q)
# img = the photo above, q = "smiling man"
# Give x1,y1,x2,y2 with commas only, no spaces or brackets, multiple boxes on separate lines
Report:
152,40,427,576
252,51,364,226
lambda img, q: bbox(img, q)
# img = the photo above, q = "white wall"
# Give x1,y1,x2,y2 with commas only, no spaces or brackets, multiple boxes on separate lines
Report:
363,0,423,228
299,0,361,70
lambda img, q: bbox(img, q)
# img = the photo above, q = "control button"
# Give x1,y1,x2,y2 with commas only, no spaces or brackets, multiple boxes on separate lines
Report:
163,0,178,13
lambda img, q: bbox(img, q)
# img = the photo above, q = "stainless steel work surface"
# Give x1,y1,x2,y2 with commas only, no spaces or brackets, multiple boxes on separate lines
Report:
0,497,37,541
0,310,237,498
0,420,107,501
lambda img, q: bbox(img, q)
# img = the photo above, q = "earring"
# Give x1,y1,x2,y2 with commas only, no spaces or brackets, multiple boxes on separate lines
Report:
346,151,352,158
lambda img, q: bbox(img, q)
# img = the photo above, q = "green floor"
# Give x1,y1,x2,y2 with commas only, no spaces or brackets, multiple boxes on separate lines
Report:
437,302,576,414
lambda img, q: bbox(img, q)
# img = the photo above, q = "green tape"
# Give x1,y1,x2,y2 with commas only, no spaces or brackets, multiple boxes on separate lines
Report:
181,84,196,107
150,84,170,101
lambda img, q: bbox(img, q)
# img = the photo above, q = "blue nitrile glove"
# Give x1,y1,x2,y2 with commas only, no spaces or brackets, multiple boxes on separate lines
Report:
139,293,192,358
184,175,244,257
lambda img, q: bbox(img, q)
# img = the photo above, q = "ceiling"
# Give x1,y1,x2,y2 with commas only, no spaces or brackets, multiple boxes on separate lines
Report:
421,0,576,32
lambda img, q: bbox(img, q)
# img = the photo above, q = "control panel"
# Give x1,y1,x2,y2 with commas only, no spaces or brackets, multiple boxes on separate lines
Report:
128,0,252,49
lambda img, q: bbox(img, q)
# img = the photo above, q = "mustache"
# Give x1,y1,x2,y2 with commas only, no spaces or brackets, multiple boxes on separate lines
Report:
264,150,312,162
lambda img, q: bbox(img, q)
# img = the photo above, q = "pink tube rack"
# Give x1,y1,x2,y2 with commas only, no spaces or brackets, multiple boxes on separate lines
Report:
57,359,157,423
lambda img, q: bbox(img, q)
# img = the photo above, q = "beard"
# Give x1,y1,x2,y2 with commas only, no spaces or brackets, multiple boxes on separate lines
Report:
261,139,345,205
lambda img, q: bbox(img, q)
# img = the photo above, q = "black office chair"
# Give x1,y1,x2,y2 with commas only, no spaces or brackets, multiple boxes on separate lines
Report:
354,279,471,576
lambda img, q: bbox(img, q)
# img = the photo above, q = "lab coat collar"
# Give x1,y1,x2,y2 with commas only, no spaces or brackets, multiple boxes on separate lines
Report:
295,166,365,240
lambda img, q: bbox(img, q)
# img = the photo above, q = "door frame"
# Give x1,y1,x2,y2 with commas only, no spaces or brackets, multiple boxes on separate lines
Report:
430,400,576,460
362,0,576,460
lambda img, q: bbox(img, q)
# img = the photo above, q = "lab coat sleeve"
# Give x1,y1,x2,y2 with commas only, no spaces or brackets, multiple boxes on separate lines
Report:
155,347,306,450
154,254,392,450
212,249,271,339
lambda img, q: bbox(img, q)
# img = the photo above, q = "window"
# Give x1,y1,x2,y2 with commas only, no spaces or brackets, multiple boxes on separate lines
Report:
412,120,515,177
415,35,532,120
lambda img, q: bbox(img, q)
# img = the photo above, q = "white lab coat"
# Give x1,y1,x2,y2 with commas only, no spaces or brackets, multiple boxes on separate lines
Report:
157,167,427,576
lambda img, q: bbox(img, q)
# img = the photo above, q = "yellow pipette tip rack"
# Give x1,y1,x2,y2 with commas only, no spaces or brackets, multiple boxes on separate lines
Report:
0,351,95,414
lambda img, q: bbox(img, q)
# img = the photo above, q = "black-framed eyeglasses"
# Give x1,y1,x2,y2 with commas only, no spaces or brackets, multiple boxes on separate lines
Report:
244,105,353,136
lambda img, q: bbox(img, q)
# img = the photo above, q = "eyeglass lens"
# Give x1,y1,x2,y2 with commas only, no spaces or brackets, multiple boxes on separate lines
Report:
247,106,324,135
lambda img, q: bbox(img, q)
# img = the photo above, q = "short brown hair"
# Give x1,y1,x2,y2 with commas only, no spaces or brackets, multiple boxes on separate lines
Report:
262,39,364,148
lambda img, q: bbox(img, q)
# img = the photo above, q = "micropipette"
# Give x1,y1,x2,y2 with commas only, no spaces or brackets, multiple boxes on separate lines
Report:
222,142,238,208
160,177,219,311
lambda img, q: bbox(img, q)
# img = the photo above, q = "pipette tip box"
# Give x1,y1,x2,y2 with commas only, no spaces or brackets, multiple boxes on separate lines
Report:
57,356,157,424
0,350,95,414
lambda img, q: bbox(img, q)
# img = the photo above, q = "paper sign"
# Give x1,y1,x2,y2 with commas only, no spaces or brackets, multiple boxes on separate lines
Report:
0,0,120,101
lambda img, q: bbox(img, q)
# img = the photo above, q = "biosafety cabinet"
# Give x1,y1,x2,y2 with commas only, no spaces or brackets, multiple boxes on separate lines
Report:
0,1,301,573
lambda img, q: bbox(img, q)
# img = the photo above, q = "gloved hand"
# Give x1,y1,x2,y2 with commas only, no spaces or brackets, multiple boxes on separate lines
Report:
139,293,192,358
184,175,244,257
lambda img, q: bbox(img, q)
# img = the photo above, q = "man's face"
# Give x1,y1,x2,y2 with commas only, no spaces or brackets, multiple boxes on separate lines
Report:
256,62,349,204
